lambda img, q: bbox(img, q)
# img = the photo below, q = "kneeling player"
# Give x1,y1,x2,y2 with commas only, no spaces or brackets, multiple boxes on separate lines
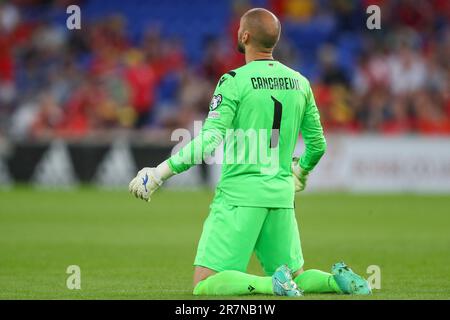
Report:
129,8,370,297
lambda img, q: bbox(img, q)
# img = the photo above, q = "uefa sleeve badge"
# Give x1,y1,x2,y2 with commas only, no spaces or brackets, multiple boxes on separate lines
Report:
209,94,223,110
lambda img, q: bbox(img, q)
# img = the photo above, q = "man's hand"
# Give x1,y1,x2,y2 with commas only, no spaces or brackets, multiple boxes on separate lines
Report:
129,167,163,202
292,158,309,192
129,162,175,203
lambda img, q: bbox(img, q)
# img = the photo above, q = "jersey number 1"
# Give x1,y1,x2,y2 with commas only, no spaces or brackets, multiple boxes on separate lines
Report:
270,96,282,148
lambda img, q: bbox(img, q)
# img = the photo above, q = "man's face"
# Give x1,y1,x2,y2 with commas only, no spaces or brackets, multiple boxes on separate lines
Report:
237,19,245,53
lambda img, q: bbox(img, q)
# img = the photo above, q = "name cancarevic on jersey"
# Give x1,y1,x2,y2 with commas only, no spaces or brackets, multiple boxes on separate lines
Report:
250,76,301,90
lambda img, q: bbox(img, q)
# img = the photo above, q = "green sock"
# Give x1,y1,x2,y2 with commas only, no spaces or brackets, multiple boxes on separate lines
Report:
193,270,273,296
294,269,342,294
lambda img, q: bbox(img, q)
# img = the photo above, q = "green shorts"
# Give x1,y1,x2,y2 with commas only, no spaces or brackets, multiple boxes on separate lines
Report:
194,190,304,276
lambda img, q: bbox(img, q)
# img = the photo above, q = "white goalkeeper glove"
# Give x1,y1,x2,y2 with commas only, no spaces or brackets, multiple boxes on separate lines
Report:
128,162,174,202
292,157,309,192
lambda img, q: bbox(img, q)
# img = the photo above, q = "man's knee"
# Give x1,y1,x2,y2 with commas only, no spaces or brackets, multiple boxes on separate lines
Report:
193,266,216,287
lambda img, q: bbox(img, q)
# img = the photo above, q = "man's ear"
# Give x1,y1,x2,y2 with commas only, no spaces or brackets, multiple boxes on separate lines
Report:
242,31,250,45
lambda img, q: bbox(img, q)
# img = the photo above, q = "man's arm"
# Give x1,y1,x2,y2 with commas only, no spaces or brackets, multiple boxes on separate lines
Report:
167,73,239,174
299,82,327,171
129,72,239,201
292,81,326,192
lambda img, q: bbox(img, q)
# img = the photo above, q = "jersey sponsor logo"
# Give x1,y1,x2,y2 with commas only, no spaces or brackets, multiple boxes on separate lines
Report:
248,285,255,292
251,77,301,90
210,94,222,110
207,111,221,119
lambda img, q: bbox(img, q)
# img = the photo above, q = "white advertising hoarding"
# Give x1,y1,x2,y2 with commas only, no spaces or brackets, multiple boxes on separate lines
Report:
298,135,450,192
207,135,450,193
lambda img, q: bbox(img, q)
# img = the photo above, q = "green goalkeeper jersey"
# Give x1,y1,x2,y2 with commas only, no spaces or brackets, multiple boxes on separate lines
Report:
167,60,326,208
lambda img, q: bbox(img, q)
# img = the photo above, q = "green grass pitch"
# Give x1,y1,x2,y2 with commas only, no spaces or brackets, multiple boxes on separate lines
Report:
0,187,449,299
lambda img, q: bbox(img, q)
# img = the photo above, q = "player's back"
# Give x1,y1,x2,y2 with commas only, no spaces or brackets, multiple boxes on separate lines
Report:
217,60,310,208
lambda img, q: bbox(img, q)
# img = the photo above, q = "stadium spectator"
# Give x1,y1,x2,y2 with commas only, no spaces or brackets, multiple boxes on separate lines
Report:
124,49,156,128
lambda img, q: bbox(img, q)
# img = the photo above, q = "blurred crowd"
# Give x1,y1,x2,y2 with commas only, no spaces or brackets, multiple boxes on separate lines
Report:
0,0,449,140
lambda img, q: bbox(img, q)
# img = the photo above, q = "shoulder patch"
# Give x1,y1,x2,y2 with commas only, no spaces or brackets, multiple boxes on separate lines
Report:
227,71,236,77
209,94,222,110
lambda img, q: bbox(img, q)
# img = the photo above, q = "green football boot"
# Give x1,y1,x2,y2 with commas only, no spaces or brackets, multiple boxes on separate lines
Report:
332,262,371,295
272,265,303,297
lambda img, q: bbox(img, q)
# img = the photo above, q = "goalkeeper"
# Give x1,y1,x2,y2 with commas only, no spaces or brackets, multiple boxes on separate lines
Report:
129,8,370,296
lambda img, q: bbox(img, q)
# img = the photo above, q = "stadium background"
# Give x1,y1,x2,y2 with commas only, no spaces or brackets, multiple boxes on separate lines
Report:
0,0,449,299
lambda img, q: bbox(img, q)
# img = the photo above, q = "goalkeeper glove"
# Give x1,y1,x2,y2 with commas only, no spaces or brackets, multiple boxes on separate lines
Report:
292,157,309,192
128,162,174,202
